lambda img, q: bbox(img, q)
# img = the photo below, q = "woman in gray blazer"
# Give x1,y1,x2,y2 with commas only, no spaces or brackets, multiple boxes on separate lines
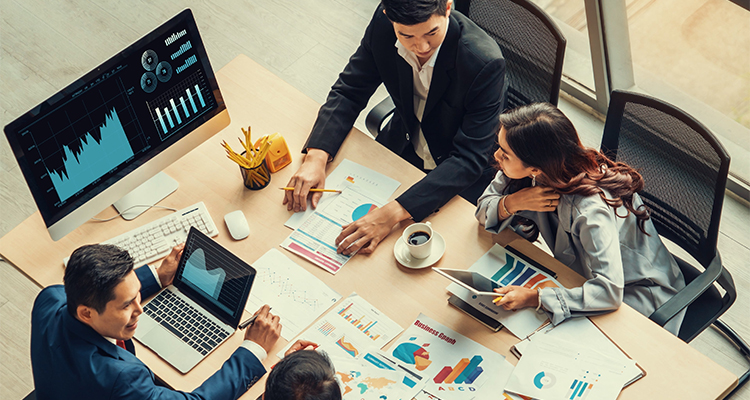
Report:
476,103,686,335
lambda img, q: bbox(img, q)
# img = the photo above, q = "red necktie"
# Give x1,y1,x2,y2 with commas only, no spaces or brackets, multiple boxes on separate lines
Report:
116,339,127,350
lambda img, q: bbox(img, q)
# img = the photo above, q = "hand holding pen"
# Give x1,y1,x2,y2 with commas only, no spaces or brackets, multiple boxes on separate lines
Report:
242,305,281,353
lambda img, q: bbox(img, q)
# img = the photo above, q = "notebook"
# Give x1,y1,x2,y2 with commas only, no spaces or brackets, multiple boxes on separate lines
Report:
134,227,256,373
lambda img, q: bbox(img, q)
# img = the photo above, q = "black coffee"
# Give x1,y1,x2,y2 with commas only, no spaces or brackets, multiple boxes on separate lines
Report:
408,231,431,245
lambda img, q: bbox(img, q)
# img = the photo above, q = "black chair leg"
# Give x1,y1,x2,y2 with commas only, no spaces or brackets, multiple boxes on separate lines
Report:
713,319,750,397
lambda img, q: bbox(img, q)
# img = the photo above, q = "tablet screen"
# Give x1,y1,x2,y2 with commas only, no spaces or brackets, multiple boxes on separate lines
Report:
433,268,501,295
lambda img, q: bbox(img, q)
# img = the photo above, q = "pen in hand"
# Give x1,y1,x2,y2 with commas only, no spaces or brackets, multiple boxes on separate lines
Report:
239,307,272,329
492,295,504,304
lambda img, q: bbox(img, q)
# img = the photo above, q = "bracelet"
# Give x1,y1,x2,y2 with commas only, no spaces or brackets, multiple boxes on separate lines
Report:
536,288,543,312
501,195,515,218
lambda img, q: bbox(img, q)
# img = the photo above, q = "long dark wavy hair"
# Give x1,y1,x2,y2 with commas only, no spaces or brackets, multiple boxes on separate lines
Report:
500,103,649,233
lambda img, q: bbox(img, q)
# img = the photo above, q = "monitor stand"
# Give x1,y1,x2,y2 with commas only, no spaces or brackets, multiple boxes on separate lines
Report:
113,172,179,220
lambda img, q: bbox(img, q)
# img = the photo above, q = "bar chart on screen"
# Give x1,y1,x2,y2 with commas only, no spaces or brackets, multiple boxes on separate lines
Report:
146,69,213,140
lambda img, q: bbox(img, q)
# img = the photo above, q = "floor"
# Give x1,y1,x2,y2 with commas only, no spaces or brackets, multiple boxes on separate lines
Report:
0,0,748,399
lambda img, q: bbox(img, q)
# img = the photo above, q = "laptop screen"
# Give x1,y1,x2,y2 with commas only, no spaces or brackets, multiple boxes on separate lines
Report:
174,227,255,327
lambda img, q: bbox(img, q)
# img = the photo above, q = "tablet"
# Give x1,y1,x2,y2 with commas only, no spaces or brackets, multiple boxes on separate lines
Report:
432,267,501,297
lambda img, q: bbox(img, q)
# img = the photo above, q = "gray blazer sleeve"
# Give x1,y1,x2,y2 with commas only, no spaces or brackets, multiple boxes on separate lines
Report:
539,198,625,325
475,170,514,233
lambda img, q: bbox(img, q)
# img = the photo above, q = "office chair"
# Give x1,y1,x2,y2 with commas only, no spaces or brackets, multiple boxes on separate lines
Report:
365,0,567,137
601,89,749,396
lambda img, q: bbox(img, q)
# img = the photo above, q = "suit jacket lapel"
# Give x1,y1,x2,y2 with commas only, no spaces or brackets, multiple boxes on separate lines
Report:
424,15,459,120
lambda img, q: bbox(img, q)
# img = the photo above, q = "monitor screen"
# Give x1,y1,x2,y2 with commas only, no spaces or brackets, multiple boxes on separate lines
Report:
3,9,228,240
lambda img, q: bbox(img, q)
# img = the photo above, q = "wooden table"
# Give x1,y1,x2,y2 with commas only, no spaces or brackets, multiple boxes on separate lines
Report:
0,54,737,399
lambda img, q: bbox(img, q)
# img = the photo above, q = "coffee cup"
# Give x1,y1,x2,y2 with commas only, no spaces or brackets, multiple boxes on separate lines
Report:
402,221,433,259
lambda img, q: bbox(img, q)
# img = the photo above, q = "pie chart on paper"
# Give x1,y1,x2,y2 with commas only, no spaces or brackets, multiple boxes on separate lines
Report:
352,203,378,221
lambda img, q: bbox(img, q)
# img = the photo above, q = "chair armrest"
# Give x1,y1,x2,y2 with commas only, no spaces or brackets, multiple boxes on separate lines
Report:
365,96,395,138
649,251,723,327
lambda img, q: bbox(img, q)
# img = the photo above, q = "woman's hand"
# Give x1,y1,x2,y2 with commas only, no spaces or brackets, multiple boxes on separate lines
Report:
504,187,560,214
493,286,538,311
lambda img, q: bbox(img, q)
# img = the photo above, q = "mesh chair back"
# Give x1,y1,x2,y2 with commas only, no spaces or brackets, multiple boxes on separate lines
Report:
455,0,566,109
601,90,730,268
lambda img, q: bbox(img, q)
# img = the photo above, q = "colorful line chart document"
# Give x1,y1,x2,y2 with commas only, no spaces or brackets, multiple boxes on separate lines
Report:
244,249,341,340
281,186,382,274
447,244,560,339
504,336,631,400
382,314,507,400
285,158,401,230
278,293,403,361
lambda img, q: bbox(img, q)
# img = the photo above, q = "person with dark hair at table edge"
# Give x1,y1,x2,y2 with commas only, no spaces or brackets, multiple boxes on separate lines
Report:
263,340,342,400
283,0,506,256
478,103,686,335
30,243,281,399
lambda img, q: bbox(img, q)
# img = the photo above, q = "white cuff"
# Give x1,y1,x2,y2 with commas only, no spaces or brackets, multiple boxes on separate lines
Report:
241,340,268,362
148,265,162,289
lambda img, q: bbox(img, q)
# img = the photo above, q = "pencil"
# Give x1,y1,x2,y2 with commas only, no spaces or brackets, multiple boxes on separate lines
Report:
492,295,504,304
279,187,342,193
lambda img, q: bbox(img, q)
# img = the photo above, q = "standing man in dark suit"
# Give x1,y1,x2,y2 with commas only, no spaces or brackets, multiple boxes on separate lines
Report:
283,0,506,256
30,243,280,399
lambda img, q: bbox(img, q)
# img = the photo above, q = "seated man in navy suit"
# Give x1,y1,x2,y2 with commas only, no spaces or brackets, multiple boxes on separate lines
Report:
30,243,281,399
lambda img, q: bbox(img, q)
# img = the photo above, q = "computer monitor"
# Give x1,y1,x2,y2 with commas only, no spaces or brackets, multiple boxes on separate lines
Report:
3,9,229,241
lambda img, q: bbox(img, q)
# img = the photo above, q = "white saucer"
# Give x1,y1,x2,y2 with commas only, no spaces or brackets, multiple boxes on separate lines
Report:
394,231,446,269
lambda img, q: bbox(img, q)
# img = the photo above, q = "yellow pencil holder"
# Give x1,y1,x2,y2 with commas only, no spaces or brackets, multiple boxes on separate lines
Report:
239,152,271,190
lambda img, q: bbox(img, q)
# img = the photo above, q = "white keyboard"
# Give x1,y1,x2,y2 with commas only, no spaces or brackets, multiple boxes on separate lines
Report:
64,202,219,267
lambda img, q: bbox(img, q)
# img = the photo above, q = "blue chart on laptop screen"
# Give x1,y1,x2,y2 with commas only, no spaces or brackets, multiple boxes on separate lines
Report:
7,16,218,225
179,231,253,318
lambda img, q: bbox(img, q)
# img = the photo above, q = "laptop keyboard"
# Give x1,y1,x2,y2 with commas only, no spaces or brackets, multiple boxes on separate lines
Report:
143,290,230,356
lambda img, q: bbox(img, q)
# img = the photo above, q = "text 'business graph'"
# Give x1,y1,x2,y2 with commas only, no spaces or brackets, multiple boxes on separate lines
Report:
146,69,212,140
47,109,134,201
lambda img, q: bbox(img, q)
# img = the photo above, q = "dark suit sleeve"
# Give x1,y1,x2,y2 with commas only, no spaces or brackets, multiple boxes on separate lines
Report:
112,347,266,400
135,265,161,299
396,58,505,221
302,11,383,158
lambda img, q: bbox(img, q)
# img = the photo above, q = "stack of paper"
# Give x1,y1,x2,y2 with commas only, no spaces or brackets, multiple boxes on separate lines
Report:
510,317,643,388
504,336,634,400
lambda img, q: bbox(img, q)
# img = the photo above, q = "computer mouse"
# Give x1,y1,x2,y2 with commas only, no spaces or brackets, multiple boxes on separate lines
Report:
224,210,250,240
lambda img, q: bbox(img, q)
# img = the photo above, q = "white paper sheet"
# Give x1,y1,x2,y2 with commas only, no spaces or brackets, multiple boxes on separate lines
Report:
285,159,401,229
244,249,341,340
278,293,403,361
281,186,382,274
383,314,507,400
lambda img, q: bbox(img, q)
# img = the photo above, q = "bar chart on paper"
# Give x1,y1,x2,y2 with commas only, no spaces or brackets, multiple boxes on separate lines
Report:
146,69,213,140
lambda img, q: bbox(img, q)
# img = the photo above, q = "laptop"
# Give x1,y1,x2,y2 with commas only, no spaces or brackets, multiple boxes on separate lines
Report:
135,227,256,373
